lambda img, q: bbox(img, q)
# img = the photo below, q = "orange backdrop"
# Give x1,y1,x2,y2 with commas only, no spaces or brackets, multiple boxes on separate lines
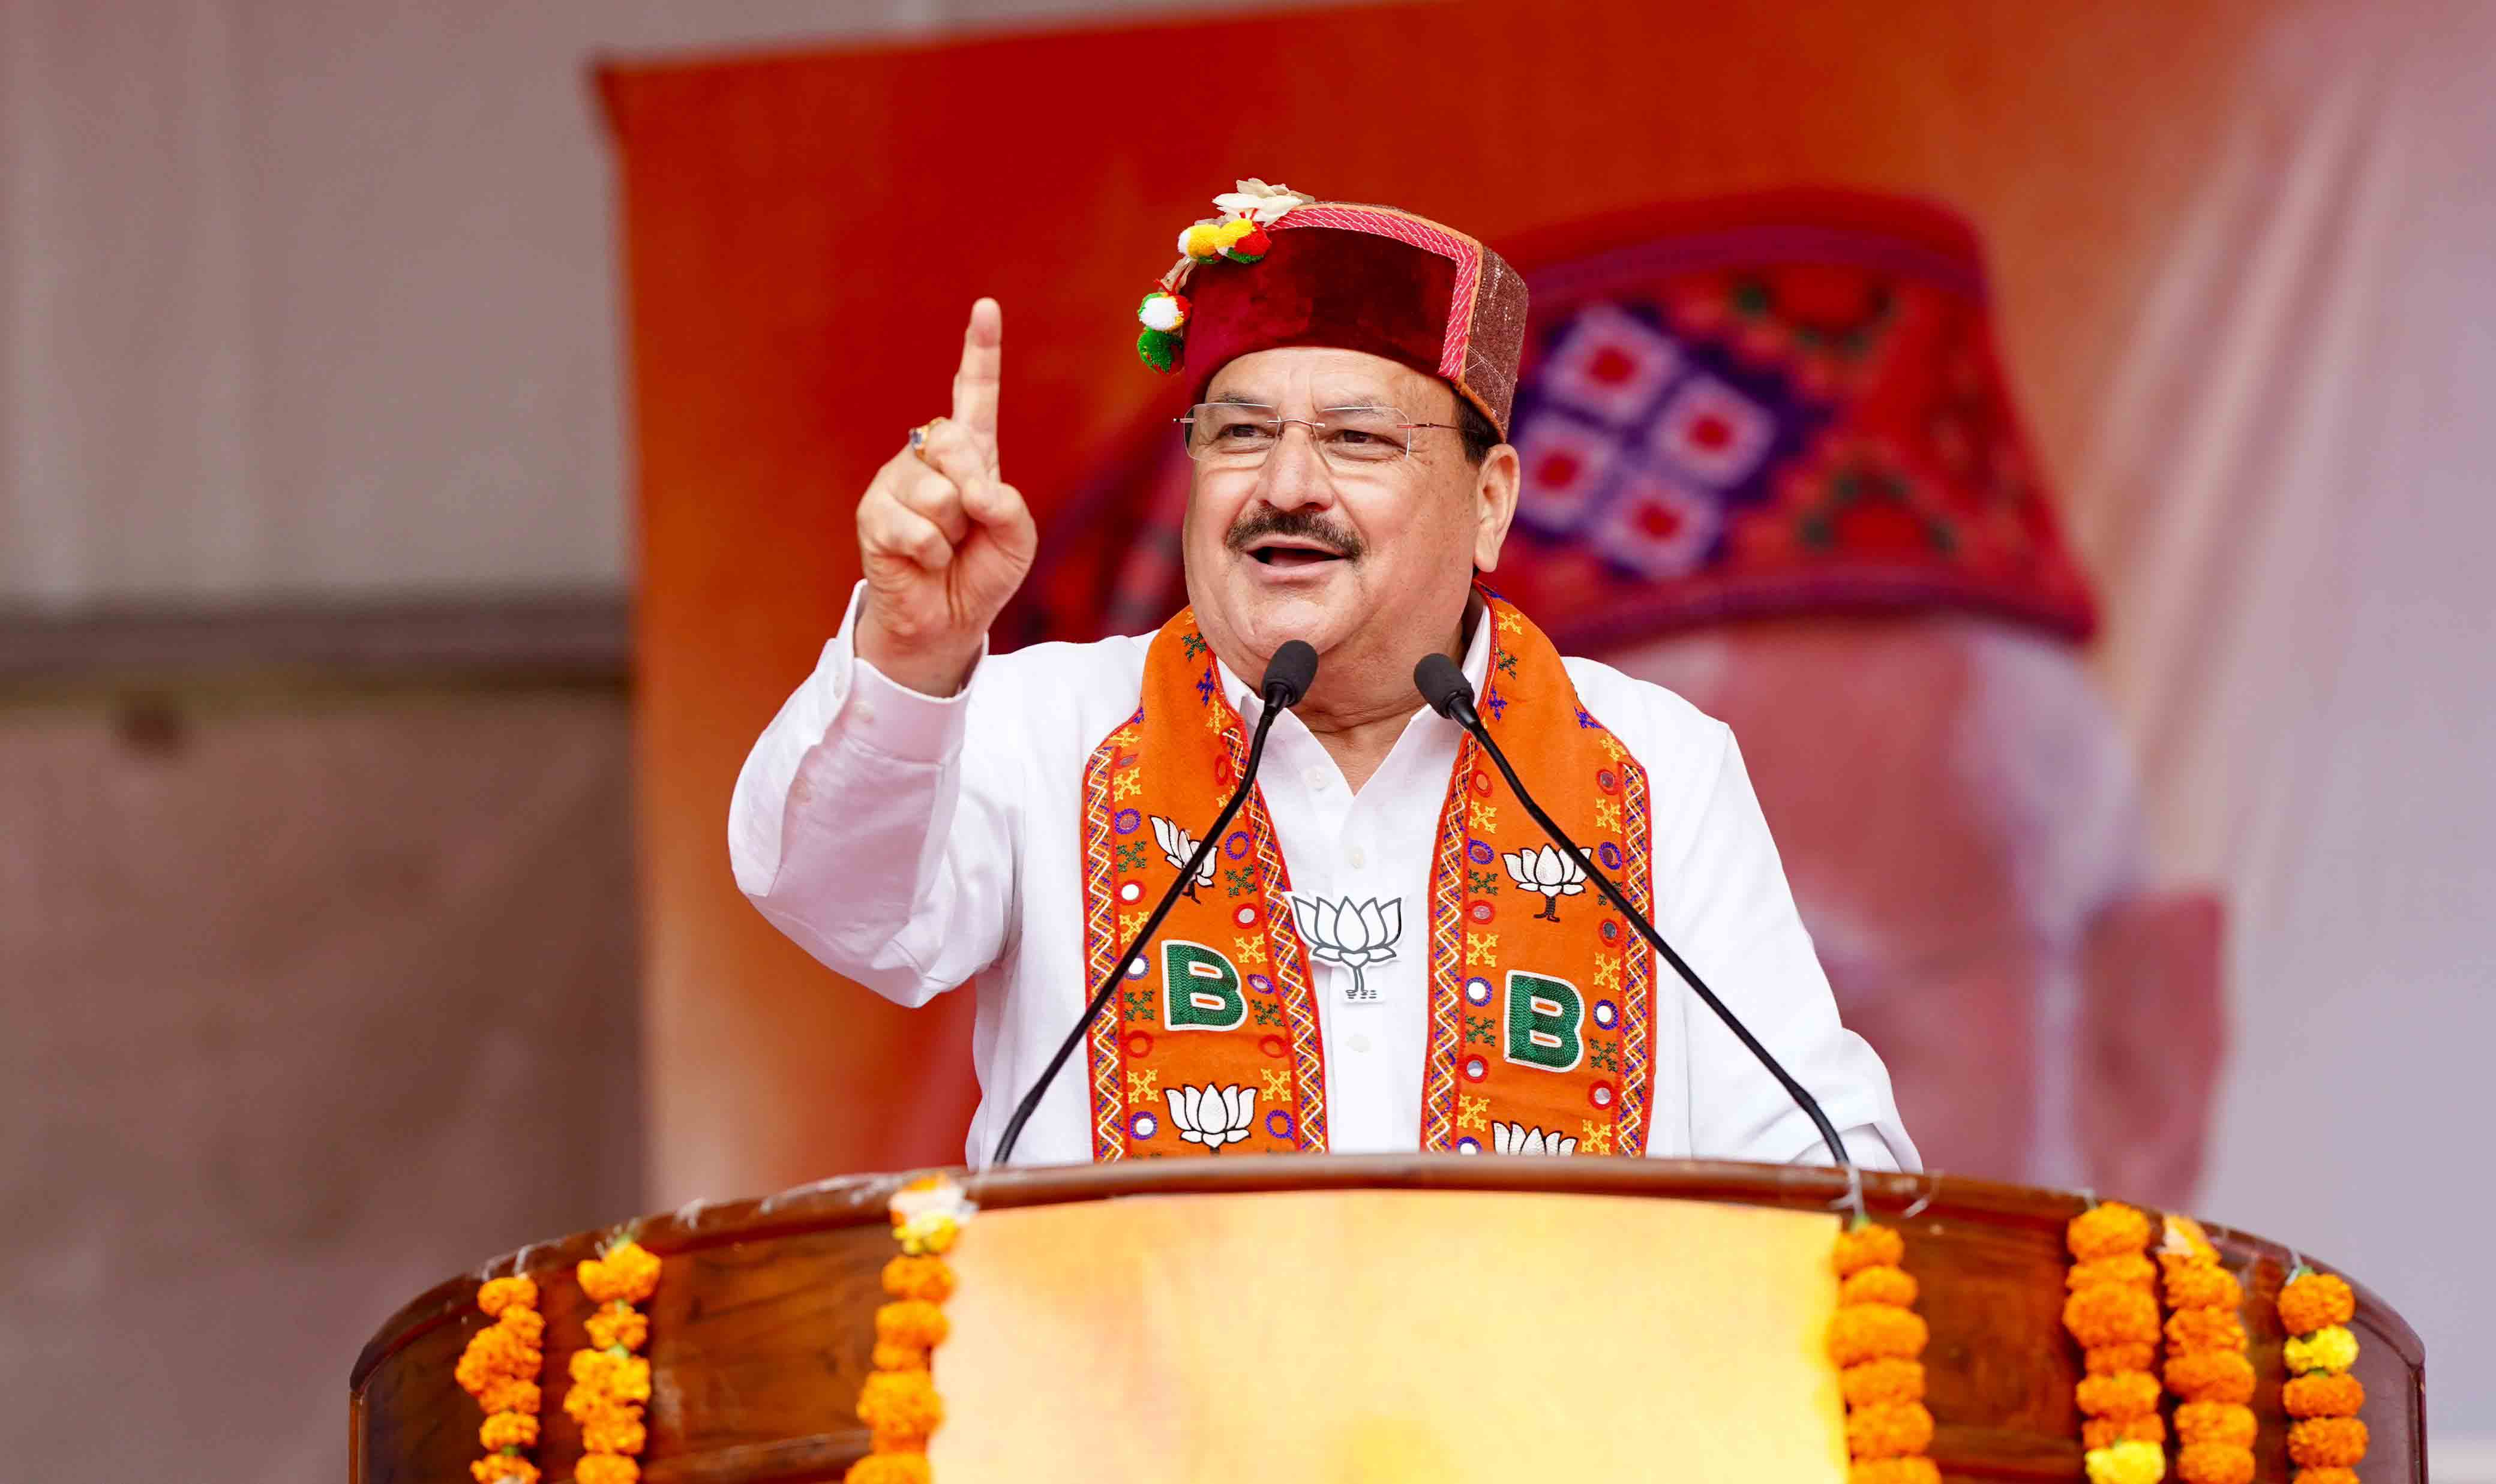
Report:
600,0,2272,1204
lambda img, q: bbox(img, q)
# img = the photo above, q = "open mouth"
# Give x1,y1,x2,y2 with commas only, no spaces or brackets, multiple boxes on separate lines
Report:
1247,539,1346,570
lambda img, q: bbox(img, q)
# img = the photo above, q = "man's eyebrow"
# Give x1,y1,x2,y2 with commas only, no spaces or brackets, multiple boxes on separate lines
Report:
1208,391,1271,406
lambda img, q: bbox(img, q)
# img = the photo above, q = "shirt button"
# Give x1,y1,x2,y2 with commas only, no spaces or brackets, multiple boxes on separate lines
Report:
1303,765,1330,790
1346,843,1366,870
854,701,878,725
1349,1032,1372,1053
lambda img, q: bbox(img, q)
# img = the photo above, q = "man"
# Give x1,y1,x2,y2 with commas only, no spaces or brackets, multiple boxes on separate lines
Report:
730,184,1912,1170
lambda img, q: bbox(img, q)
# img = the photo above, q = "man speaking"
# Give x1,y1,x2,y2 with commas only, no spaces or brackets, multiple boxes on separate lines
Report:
729,183,1913,1171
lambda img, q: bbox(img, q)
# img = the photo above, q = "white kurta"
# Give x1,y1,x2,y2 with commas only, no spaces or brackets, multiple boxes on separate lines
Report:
730,585,1917,1171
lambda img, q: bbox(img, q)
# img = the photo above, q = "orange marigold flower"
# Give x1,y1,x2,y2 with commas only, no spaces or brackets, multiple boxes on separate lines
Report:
2282,1372,2365,1418
2086,1345,2157,1377
2083,1414,2166,1450
1841,1358,1926,1408
479,1411,539,1451
580,1240,663,1305
455,1330,542,1396
2165,1350,2255,1405
2175,1441,2254,1484
875,1300,950,1350
2063,1285,2161,1348
2067,1254,2158,1293
583,1413,649,1456
477,1276,538,1318
2278,1271,2356,1335
2289,1470,2357,1484
2287,1417,2367,1469
845,1455,934,1484
2162,1263,2241,1311
2174,1402,2255,1447
2076,1371,2162,1418
476,1378,541,1416
470,1456,541,1484
1849,1458,1941,1484
881,1254,957,1304
1830,1305,1929,1366
2068,1203,2152,1261
1841,1266,1919,1309
586,1302,650,1353
575,1455,640,1484
872,1341,929,1372
497,1307,546,1347
857,1369,944,1446
1834,1224,1907,1276
2165,1306,2247,1356
1843,1401,1934,1460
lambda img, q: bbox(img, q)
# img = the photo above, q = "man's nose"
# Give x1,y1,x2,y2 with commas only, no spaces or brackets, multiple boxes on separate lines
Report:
1255,421,1336,512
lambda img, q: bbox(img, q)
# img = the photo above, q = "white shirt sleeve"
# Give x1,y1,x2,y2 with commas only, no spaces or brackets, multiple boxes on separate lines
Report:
1655,720,1921,1173
727,583,1018,1007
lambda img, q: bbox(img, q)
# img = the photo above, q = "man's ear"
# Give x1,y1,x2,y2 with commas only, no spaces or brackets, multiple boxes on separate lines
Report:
2077,889,2227,1207
1472,443,1521,572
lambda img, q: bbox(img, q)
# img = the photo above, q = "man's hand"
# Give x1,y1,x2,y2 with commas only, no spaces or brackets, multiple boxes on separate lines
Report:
854,298,1038,696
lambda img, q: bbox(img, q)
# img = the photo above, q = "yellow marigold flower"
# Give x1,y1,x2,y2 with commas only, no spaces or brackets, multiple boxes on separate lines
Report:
2164,1306,2246,1356
2161,1263,2240,1311
1841,1266,1919,1309
2067,1254,2158,1292
583,1413,649,1456
477,1276,538,1318
2086,1345,2157,1377
586,1302,649,1353
845,1455,934,1484
2063,1285,2161,1348
1843,1401,1934,1460
2278,1271,2356,1335
1829,1305,1928,1366
1840,1358,1925,1408
875,1300,950,1350
2069,1204,2153,1262
2077,1371,2162,1418
1834,1224,1906,1276
2083,1438,2166,1484
2174,1441,2254,1484
872,1341,929,1372
2282,1372,2365,1417
1849,1458,1940,1484
857,1369,944,1447
470,1455,541,1484
2284,1324,2358,1375
2084,1414,2166,1450
476,1378,540,1416
2173,1402,2254,1448
2164,1350,2255,1405
479,1411,539,1451
575,1455,640,1484
2287,1416,2367,1468
881,1255,956,1304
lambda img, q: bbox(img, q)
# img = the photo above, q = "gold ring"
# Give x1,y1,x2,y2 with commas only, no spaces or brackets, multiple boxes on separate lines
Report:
908,419,944,462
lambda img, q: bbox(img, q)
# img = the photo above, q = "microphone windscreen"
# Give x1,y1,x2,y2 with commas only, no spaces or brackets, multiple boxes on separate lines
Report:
1262,640,1320,708
1413,653,1472,717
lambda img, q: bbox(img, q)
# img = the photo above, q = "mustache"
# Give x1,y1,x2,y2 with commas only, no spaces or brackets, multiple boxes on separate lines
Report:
1224,506,1368,562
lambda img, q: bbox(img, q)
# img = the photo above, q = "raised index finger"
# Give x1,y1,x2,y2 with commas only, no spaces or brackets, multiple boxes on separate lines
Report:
950,297,1003,465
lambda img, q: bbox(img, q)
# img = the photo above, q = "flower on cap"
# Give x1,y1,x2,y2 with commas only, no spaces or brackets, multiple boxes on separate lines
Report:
1214,178,1315,224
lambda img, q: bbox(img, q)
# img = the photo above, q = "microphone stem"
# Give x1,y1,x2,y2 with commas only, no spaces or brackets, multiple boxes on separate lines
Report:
989,694,1289,1168
1462,719,1855,1173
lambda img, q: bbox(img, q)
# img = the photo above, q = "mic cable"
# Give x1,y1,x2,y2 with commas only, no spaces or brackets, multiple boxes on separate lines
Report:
989,639,1321,1167
1414,652,1853,1171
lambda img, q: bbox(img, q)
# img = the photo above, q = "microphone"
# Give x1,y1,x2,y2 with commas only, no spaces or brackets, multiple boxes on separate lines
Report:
990,640,1319,1166
1414,653,1855,1171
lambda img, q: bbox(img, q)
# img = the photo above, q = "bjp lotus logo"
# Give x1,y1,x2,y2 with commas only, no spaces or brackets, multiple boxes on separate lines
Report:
1501,845,1588,922
1492,1121,1579,1156
1289,894,1403,1001
1149,815,1220,902
1163,1082,1259,1150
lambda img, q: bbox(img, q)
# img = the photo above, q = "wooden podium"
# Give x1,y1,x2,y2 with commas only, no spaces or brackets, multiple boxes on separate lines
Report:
350,1158,2423,1483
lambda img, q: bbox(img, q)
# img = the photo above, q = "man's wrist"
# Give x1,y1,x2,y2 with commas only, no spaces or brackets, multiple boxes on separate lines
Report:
854,608,983,699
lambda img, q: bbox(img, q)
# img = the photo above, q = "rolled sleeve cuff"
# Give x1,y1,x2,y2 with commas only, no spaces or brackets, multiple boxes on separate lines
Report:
827,581,984,766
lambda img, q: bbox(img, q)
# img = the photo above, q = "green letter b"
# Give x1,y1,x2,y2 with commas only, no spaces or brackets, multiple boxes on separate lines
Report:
1163,941,1247,1031
1504,971,1584,1072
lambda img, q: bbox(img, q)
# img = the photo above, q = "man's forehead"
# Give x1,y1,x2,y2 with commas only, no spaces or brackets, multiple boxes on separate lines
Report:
1205,347,1447,410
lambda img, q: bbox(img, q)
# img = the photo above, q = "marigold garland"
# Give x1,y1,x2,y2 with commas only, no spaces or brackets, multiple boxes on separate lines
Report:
2062,1202,2165,1483
1829,1219,1938,1484
454,1274,545,1484
2156,1216,2255,1484
846,1176,976,1484
2279,1267,2366,1481
564,1232,659,1484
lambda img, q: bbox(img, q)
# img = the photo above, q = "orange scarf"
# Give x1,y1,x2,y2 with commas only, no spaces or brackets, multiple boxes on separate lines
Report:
1078,591,1656,1158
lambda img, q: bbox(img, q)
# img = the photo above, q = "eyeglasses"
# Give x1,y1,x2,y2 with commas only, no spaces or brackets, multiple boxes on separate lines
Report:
1176,402,1462,467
